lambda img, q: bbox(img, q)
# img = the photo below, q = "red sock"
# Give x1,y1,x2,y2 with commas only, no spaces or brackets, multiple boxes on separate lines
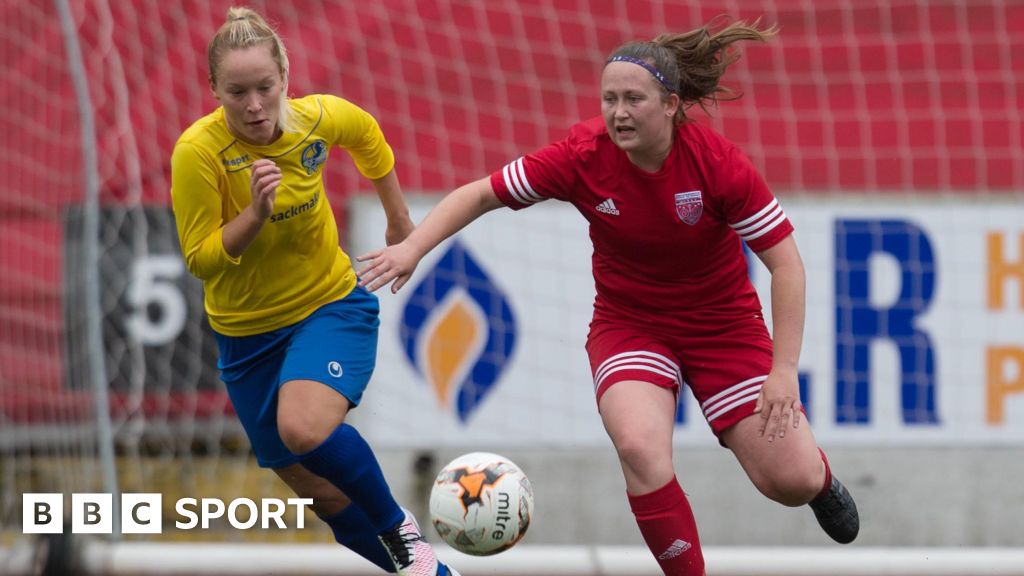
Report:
816,447,833,500
627,477,704,576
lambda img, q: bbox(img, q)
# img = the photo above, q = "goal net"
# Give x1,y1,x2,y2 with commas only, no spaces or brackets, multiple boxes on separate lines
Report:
1,0,1021,557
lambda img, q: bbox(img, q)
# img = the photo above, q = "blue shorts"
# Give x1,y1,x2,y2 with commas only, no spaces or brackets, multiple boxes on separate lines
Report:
214,286,380,468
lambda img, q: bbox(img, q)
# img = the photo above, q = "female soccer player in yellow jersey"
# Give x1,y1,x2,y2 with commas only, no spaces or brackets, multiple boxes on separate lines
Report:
170,7,458,576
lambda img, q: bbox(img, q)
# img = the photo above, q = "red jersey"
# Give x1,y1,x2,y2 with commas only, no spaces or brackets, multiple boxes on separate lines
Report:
490,117,793,330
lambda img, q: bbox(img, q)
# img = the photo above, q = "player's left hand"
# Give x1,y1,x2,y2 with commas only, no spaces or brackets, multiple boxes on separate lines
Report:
753,369,802,443
385,214,415,246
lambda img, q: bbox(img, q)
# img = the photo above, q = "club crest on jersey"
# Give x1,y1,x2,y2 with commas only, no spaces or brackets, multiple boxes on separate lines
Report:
674,190,703,225
301,140,328,175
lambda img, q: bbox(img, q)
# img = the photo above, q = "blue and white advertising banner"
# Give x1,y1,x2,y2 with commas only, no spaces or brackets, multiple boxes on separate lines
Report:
347,196,1024,447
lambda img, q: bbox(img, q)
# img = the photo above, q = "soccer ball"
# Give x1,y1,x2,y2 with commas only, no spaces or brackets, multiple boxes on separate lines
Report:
429,452,534,556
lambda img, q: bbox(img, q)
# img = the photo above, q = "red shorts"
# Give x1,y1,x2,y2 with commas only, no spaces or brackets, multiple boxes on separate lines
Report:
585,316,774,438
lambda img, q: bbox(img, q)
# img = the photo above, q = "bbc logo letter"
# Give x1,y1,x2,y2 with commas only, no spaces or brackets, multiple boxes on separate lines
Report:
23,494,63,534
123,493,163,534
23,494,310,533
24,493,162,534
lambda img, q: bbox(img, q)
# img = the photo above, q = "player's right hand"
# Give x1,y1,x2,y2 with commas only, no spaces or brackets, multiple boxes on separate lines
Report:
249,158,281,221
356,242,420,294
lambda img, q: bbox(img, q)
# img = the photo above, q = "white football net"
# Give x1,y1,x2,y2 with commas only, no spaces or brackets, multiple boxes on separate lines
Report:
1,0,1021,560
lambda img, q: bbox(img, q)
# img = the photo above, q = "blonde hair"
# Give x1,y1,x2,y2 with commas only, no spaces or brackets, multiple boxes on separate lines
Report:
608,17,778,123
208,6,295,132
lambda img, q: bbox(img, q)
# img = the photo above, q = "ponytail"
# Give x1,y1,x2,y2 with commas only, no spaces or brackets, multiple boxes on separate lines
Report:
608,17,778,123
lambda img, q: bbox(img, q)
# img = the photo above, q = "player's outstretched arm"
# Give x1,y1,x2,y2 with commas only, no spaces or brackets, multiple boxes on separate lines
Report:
358,177,503,293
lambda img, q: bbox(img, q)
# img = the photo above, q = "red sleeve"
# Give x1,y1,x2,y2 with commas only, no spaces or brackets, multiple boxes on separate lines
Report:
714,145,794,252
490,139,578,210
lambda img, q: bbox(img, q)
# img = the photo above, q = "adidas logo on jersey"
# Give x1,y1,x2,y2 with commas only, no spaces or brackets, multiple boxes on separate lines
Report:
658,539,692,560
596,198,620,215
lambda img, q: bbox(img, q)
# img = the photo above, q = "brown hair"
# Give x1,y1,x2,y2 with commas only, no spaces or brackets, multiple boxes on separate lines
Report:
207,7,295,132
608,17,778,123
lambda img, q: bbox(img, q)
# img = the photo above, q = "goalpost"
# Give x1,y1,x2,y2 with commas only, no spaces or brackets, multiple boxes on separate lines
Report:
2,1,1022,574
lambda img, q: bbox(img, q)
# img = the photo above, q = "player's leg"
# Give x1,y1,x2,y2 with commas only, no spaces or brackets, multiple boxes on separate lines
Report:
215,321,398,571
722,415,859,543
276,288,457,576
721,413,824,505
589,323,705,576
688,318,858,544
218,319,401,565
280,388,455,576
599,380,677,493
273,464,395,572
599,381,705,576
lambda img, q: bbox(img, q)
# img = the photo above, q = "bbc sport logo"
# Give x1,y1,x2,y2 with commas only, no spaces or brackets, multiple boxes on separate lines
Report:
23,493,313,534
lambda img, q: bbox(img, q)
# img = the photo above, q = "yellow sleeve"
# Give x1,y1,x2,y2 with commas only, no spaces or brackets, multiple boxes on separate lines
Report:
170,141,241,280
322,95,396,180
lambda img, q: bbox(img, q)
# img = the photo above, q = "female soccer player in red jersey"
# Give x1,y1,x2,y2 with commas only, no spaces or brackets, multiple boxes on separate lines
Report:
171,7,458,576
359,17,858,576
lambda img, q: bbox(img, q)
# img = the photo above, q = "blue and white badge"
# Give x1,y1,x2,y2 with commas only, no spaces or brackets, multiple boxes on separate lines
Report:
301,140,327,175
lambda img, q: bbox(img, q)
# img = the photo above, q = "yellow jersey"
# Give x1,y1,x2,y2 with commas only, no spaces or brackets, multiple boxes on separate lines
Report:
170,94,394,336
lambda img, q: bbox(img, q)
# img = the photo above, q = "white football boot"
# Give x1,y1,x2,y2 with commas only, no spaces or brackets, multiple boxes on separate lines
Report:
378,509,460,576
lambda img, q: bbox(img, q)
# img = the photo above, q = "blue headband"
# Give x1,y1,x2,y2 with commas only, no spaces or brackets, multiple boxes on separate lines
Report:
606,55,674,93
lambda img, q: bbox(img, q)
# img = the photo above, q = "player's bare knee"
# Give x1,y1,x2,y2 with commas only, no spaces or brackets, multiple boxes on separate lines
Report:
277,413,332,454
751,478,791,505
614,436,665,478
754,468,822,507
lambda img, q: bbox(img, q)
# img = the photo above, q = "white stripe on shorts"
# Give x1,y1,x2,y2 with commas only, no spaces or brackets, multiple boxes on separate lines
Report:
593,351,681,391
701,375,767,423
